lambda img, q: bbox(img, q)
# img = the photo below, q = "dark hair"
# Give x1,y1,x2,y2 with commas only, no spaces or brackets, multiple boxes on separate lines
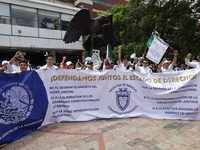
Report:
87,60,93,65
142,59,149,63
123,56,129,61
105,62,110,65
19,59,28,65
45,54,54,59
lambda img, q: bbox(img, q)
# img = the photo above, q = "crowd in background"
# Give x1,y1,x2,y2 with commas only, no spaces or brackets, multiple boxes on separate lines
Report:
0,46,199,74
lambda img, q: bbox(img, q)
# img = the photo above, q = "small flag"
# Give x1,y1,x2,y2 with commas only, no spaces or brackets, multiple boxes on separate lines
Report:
106,44,114,63
146,29,157,47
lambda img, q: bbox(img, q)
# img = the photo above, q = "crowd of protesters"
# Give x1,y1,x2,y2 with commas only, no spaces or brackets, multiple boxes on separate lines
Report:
0,46,199,74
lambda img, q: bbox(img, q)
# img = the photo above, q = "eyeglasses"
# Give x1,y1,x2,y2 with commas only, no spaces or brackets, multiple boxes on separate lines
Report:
143,62,148,64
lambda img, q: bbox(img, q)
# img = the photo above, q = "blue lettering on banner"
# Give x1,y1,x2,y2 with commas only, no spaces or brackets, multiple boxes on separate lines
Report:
0,71,48,145
108,84,138,114
116,88,131,111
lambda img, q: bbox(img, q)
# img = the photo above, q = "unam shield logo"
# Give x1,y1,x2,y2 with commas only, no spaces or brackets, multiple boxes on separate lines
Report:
0,84,34,125
115,88,131,111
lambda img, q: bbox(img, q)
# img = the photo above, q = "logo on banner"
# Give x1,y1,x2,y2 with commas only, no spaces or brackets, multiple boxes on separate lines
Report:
0,83,34,125
108,83,138,115
116,88,131,111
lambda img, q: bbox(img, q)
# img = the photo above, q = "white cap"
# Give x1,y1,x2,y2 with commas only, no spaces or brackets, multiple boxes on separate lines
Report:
66,61,73,66
163,60,171,65
2,60,8,65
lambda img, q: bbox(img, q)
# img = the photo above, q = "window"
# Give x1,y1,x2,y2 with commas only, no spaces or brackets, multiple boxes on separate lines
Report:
61,14,73,31
93,0,114,7
11,5,37,27
0,3,10,24
39,10,60,30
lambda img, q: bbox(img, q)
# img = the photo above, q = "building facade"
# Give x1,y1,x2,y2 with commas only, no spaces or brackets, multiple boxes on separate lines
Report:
0,0,128,66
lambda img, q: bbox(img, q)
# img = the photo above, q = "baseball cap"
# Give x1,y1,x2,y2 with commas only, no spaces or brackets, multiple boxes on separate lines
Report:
66,61,73,66
2,60,8,65
163,60,171,65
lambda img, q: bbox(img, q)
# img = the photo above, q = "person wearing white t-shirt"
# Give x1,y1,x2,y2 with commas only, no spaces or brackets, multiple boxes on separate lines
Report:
116,46,133,70
103,59,111,70
7,51,25,73
135,57,152,74
0,60,8,73
83,55,102,71
185,53,200,68
158,50,178,73
39,54,58,70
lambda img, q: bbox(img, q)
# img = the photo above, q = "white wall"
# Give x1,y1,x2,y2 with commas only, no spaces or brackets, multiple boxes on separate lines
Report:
13,26,38,37
0,0,80,15
39,28,61,39
0,35,82,50
0,0,84,52
0,24,11,35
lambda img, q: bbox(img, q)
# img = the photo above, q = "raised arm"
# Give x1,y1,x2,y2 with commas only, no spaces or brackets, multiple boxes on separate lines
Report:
157,58,167,72
171,50,178,67
93,55,102,70
103,59,106,70
9,51,21,65
118,46,122,65
136,57,144,67
185,53,197,68
186,53,192,62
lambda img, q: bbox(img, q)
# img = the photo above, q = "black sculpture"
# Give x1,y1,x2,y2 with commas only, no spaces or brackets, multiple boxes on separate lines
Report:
63,9,116,51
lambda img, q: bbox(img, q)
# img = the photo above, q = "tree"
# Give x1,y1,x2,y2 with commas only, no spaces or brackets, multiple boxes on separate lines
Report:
110,0,200,62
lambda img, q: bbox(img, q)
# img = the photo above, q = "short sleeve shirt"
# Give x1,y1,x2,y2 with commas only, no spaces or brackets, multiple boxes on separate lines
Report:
161,64,174,73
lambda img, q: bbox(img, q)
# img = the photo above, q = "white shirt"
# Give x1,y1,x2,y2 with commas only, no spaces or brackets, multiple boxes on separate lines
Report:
135,66,152,74
160,64,174,73
39,64,58,70
117,63,133,70
7,63,20,73
76,67,82,70
85,61,102,71
185,58,200,68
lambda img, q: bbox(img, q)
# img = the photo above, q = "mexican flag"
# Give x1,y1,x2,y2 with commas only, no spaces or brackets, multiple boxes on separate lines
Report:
146,29,157,47
106,44,114,63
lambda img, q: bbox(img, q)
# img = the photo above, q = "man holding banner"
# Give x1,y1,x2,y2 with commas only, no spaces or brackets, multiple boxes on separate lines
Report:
135,57,152,74
117,46,133,70
39,55,58,70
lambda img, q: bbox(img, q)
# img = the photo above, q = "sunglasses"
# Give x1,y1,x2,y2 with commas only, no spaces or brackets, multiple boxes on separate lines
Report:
143,62,148,64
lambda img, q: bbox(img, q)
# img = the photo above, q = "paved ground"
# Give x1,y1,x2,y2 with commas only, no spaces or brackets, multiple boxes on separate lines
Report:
1,117,200,150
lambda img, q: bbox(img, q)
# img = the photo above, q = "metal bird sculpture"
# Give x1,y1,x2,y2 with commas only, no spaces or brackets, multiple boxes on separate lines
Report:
63,9,116,51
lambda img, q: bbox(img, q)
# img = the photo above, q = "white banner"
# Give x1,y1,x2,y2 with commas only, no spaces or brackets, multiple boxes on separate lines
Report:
1,69,200,145
146,36,169,64
36,69,200,127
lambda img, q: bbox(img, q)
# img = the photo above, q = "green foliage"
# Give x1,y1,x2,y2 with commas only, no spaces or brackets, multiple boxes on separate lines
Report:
83,50,90,59
110,0,200,62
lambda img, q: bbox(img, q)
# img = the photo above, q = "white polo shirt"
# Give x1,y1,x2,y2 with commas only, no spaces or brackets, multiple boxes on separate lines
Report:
7,63,20,73
39,64,58,70
135,66,152,73
117,63,133,70
160,64,174,73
